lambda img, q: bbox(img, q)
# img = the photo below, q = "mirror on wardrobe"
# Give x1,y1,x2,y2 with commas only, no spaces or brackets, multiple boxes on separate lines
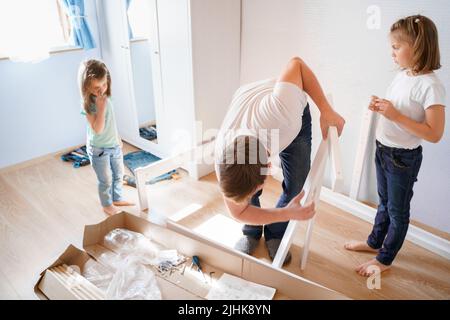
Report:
127,0,158,144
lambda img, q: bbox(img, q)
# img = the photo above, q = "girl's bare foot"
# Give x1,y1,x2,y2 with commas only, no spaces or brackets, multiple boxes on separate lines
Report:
103,205,122,216
344,240,379,253
355,258,390,277
113,201,135,206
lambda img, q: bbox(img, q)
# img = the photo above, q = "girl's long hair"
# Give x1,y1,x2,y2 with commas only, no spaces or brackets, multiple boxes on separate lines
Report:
78,59,112,114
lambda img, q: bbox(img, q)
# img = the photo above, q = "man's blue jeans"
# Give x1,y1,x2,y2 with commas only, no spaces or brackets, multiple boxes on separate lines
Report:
87,145,124,207
367,140,423,265
243,104,312,241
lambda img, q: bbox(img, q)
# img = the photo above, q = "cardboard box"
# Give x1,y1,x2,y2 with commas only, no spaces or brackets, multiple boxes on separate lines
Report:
35,212,348,300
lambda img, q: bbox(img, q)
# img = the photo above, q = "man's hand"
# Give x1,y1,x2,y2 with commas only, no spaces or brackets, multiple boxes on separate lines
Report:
285,190,316,221
373,98,400,121
320,108,346,139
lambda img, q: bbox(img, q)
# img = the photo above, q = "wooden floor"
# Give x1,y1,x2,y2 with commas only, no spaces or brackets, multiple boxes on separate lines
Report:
0,143,449,299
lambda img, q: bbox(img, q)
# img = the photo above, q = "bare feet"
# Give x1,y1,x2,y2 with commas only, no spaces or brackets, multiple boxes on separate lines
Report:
103,205,122,216
356,258,390,277
113,201,135,206
344,240,379,253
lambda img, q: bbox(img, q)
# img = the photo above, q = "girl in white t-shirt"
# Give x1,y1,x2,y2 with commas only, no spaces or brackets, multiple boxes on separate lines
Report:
345,15,446,276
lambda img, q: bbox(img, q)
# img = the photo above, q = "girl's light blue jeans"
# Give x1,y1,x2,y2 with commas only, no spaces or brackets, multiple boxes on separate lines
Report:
87,145,124,207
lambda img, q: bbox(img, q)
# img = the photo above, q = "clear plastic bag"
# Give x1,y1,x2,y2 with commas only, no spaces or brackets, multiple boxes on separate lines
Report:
94,248,129,271
103,228,139,252
106,256,162,300
97,228,188,299
82,259,115,292
103,228,160,261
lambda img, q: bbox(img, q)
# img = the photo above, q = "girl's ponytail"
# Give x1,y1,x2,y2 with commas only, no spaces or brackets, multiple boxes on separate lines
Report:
412,16,440,74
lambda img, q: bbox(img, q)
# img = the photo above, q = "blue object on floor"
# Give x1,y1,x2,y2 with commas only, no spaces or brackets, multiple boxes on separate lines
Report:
123,150,161,173
123,174,136,187
123,150,176,185
139,126,157,141
61,145,90,168
147,169,177,185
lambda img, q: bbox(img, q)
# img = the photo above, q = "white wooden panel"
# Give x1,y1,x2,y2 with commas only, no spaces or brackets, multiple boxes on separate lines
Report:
349,109,375,200
273,127,342,270
96,0,139,143
328,126,343,192
189,0,241,178
272,140,329,269
156,0,196,156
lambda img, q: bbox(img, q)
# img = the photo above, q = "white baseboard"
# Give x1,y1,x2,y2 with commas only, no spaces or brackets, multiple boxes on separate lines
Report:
320,187,450,260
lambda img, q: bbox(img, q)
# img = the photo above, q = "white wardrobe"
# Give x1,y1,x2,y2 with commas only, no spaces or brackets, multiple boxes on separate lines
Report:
96,0,241,178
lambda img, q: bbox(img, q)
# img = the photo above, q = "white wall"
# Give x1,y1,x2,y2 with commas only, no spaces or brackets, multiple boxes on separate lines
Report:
190,0,242,177
0,1,102,168
241,0,450,233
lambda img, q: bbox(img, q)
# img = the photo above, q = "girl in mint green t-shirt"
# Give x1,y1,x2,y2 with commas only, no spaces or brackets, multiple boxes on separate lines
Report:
78,59,134,215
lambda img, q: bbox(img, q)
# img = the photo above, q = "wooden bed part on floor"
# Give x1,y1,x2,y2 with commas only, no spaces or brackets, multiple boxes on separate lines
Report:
135,140,216,211
272,126,343,269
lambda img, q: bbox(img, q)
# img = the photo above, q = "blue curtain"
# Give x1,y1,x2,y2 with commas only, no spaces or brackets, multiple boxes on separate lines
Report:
126,0,133,39
60,0,96,49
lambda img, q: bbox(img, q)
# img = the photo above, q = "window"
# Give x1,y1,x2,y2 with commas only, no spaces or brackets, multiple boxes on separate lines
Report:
0,0,74,60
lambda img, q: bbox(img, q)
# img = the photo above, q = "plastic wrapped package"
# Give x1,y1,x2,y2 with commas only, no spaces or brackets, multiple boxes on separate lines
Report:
82,259,115,292
103,228,160,261
97,228,187,299
106,256,162,300
103,228,139,252
95,248,130,271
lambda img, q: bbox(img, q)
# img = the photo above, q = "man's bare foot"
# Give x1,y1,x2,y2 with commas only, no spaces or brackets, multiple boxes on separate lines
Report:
113,201,135,206
355,258,390,277
103,205,122,216
344,240,379,253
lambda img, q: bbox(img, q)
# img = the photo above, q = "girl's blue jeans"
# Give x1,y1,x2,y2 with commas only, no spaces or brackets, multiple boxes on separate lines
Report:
367,140,423,265
87,145,124,207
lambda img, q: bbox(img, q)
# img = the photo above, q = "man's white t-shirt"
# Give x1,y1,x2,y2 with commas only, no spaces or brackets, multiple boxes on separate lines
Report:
214,78,308,179
376,70,446,149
